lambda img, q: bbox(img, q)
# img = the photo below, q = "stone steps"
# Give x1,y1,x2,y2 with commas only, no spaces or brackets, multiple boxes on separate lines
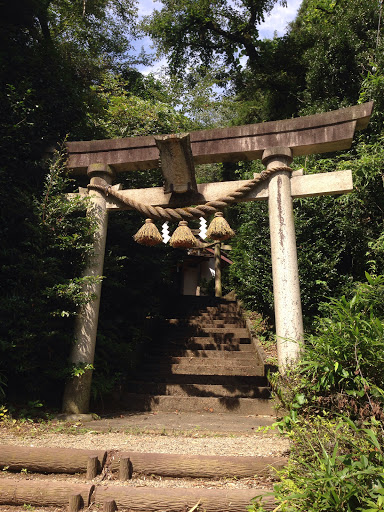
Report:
123,297,273,415
137,363,264,376
167,319,244,328
153,346,255,356
168,326,249,335
166,334,251,344
119,393,275,415
144,352,262,362
164,339,252,350
124,381,271,398
134,373,268,386
148,349,256,358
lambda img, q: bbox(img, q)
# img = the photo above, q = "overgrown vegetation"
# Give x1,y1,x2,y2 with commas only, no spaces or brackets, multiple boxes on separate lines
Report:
0,146,96,404
248,274,384,511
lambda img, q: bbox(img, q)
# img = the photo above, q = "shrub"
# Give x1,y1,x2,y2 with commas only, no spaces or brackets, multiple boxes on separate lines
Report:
272,273,384,423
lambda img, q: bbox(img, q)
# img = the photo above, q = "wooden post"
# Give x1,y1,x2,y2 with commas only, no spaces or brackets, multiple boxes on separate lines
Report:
103,500,117,512
119,457,132,480
86,456,99,480
262,147,303,370
62,163,115,415
68,493,82,512
214,242,222,298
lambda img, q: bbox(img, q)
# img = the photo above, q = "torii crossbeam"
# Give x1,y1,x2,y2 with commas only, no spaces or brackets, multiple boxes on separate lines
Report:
62,102,374,415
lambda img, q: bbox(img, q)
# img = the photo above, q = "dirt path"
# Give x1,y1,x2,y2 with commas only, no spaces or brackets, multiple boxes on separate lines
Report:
0,411,288,458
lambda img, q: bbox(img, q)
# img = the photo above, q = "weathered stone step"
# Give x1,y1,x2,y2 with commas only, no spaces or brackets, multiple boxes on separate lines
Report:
165,341,251,351
166,324,248,333
196,312,245,322
206,303,239,310
126,381,271,398
169,307,241,319
200,327,249,335
167,334,251,344
171,313,244,323
173,338,251,349
135,373,268,386
120,393,275,415
149,348,256,358
152,344,255,355
167,319,244,328
138,363,264,376
148,355,261,366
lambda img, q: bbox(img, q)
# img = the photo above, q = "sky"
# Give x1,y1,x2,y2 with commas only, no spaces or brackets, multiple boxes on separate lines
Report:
135,0,303,74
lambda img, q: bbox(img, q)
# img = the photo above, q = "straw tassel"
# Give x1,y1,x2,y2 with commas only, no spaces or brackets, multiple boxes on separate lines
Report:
133,218,163,246
206,212,235,241
169,220,197,248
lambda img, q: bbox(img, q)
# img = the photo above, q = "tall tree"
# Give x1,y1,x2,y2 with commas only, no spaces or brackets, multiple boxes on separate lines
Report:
142,0,287,79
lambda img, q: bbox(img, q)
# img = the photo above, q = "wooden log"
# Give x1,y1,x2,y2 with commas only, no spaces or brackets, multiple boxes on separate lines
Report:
87,455,99,479
0,477,94,507
103,499,117,512
110,452,286,479
119,457,132,480
0,445,107,474
68,493,82,512
94,485,275,512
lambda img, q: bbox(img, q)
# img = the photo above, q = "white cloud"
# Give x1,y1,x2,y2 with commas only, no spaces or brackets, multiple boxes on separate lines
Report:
258,0,302,39
137,0,158,17
140,56,167,76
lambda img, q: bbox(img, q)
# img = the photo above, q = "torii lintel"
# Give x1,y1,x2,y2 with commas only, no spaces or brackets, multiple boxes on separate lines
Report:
66,102,373,175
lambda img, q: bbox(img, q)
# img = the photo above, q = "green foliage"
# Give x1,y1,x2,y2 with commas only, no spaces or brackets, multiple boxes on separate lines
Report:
268,417,384,512
272,274,384,423
87,73,188,139
0,147,96,405
289,0,379,115
252,274,384,511
228,137,384,323
70,363,95,378
0,0,191,410
227,200,274,319
142,0,286,76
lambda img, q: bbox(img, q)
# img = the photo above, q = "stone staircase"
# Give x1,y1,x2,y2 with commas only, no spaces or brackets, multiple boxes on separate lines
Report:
122,296,275,416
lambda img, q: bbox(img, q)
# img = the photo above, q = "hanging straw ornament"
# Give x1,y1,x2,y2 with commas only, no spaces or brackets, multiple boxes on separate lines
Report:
206,211,235,241
169,220,197,248
133,218,163,246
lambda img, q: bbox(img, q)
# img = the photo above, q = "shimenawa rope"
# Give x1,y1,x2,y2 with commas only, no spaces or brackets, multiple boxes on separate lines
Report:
87,165,292,222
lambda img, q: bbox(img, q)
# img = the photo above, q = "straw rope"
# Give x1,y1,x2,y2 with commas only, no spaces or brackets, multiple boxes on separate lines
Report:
88,165,292,222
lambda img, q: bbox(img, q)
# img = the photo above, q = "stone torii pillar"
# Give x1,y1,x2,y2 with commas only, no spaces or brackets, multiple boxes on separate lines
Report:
62,163,115,415
263,147,303,368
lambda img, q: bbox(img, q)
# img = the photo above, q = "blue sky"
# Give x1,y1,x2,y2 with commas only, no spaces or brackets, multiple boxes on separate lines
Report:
135,0,303,74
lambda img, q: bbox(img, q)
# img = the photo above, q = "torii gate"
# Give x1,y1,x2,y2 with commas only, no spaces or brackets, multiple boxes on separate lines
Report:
62,102,373,415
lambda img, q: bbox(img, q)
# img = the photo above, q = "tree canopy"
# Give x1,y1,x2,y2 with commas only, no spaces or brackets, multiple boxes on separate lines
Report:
142,0,287,78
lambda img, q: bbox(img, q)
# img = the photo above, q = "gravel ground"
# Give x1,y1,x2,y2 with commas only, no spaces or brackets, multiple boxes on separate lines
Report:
0,429,289,457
